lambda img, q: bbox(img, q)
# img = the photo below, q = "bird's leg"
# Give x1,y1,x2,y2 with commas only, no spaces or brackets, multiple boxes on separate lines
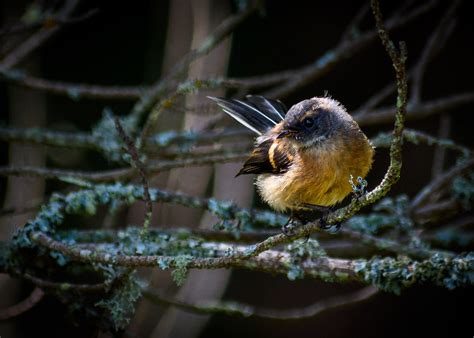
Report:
301,203,341,233
282,211,305,236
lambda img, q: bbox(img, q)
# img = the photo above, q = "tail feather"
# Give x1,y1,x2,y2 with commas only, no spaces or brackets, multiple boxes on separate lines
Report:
245,95,286,121
208,96,287,135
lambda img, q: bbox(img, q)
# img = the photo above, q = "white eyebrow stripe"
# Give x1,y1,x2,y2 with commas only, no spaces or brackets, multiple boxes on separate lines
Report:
235,100,277,125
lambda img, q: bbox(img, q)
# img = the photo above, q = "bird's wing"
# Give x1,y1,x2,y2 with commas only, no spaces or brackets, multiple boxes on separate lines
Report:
208,96,287,135
236,138,295,176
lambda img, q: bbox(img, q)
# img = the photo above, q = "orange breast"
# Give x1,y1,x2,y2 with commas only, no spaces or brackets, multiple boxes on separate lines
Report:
256,133,374,211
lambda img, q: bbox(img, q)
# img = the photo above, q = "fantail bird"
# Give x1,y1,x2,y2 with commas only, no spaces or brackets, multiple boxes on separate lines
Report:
208,95,374,226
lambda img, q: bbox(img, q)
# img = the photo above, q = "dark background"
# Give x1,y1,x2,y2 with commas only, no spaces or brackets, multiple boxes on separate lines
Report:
1,1,473,337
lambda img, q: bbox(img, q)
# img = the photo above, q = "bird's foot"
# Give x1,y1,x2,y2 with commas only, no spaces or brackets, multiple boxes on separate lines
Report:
282,216,303,236
318,215,342,234
349,175,368,199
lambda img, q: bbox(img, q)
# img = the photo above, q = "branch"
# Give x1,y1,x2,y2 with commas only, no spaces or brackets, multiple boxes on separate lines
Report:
0,67,144,100
322,0,408,225
0,125,96,149
263,1,433,99
0,151,248,182
0,8,99,39
411,2,458,104
431,115,452,178
0,0,80,68
113,116,152,232
28,231,474,292
18,272,106,292
371,128,471,156
0,287,44,320
410,157,474,211
0,125,251,152
354,91,474,126
143,285,378,320
129,3,260,125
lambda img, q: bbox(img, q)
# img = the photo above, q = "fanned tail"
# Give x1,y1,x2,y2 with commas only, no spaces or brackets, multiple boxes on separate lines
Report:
208,95,287,135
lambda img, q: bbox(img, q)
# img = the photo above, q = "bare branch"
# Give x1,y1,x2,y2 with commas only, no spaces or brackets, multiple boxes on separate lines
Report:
0,0,80,68
0,151,248,182
143,286,378,320
264,0,432,99
129,3,260,125
114,116,152,232
340,3,370,42
354,92,474,126
431,115,452,178
410,157,474,211
0,68,144,100
411,2,458,104
19,272,106,292
0,287,44,320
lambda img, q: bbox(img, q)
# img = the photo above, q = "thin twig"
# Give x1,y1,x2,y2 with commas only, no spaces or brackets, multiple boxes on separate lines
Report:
0,8,99,40
371,128,471,156
356,70,413,114
143,285,378,320
0,125,252,151
0,151,248,182
340,228,454,260
411,1,458,104
0,126,97,149
20,272,106,292
0,68,144,100
431,115,452,178
410,157,474,211
264,1,432,99
113,116,152,233
0,0,80,68
0,68,283,101
129,2,260,127
354,91,474,126
0,287,44,320
340,3,370,42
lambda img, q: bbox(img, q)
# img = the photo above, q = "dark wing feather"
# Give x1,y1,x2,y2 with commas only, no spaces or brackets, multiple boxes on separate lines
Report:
237,139,294,176
208,96,287,135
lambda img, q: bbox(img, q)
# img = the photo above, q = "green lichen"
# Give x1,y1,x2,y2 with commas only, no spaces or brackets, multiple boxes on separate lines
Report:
149,130,198,151
92,109,139,162
286,239,326,280
95,271,142,330
346,195,412,235
356,253,474,294
171,255,193,286
452,170,474,210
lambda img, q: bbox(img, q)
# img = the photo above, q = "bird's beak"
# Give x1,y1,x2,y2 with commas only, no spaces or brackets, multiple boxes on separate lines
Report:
277,129,295,139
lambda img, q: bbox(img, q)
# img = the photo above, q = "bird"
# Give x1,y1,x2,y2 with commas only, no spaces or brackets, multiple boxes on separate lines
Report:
208,95,374,230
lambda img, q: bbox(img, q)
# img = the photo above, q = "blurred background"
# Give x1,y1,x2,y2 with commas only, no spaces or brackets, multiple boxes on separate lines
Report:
0,0,473,337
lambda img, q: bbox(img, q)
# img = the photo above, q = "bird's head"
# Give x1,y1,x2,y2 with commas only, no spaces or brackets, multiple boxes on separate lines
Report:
277,97,351,148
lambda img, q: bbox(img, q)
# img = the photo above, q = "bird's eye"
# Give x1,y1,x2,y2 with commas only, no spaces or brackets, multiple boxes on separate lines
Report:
303,117,314,129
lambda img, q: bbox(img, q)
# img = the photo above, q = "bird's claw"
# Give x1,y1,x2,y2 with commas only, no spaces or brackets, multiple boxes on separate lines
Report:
318,216,341,234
